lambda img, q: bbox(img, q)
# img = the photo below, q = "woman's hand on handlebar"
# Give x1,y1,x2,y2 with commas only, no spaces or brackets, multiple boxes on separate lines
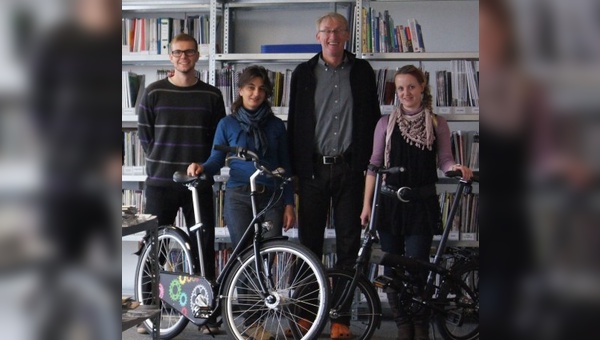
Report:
449,164,473,180
283,205,296,231
187,162,204,176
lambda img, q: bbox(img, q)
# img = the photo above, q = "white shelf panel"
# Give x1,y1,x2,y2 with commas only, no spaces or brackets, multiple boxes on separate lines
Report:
123,175,147,182
360,52,479,61
122,113,138,128
216,53,316,62
122,0,211,11
122,54,209,64
226,0,354,7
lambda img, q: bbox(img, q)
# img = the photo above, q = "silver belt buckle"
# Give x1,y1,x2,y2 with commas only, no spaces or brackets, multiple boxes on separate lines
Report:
397,186,412,203
323,156,335,165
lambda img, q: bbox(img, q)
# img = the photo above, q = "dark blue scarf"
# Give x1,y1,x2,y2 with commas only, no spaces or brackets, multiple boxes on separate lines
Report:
234,103,271,156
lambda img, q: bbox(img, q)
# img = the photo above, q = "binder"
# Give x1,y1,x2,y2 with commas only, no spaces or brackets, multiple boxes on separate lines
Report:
159,18,170,54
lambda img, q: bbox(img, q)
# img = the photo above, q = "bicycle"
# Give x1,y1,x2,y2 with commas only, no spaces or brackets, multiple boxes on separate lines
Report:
134,145,330,339
327,165,479,340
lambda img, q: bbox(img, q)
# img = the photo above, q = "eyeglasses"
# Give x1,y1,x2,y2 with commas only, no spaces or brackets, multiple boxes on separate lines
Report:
171,49,198,57
318,29,347,35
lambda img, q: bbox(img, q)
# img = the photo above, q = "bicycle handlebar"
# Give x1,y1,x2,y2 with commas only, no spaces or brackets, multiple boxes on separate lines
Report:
172,171,207,184
214,144,287,179
445,170,479,183
367,164,406,175
214,144,259,162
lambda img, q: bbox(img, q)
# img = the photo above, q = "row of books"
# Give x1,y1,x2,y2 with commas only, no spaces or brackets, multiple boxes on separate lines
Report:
122,64,478,112
450,130,479,171
123,189,145,215
122,16,215,55
123,131,146,169
121,129,479,177
439,192,479,241
376,63,480,110
436,60,479,108
122,71,145,109
361,8,425,53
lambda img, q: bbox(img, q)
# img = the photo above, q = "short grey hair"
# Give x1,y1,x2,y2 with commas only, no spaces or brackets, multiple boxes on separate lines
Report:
316,12,348,32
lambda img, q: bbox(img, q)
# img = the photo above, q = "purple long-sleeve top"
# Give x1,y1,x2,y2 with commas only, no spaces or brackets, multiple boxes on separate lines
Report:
366,113,456,176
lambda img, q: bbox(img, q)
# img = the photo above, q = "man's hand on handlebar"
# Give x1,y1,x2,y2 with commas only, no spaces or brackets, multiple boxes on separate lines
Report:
187,162,204,176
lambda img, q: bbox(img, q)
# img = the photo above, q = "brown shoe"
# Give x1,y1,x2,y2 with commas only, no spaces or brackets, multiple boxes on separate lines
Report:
330,322,352,339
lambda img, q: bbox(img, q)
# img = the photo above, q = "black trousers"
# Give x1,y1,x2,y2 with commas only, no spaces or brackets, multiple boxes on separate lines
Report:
297,161,364,269
144,185,216,280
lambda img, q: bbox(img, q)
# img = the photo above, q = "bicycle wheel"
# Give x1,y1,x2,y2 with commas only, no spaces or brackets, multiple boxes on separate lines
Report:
435,260,479,340
327,269,382,340
221,240,329,340
134,227,194,340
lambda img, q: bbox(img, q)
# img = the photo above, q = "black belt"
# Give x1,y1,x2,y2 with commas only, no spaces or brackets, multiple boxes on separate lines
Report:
382,184,436,202
314,152,350,165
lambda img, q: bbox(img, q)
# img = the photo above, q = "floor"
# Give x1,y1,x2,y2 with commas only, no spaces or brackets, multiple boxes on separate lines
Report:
122,316,448,339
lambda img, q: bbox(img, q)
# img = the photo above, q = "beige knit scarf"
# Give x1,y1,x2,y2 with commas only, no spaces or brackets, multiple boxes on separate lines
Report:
384,106,435,169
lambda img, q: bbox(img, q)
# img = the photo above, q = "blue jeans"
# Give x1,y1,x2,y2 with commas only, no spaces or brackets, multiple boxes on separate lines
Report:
223,186,283,250
377,230,432,278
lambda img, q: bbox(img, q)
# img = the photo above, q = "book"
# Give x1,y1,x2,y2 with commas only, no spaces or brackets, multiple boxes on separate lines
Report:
260,44,321,53
407,18,421,52
404,26,413,52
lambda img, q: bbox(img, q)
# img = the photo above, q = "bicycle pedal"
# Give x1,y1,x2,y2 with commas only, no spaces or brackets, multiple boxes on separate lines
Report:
446,310,463,326
373,275,394,289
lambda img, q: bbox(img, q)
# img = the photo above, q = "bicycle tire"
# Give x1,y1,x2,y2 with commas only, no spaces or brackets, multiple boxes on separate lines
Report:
221,240,330,340
327,269,382,340
134,227,195,340
435,260,479,340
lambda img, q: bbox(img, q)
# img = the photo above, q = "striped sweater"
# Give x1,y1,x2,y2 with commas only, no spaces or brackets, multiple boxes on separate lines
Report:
137,78,226,188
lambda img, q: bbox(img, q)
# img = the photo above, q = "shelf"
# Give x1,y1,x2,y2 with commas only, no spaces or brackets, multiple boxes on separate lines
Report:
369,0,478,2
122,113,138,128
360,52,479,61
123,175,147,182
216,53,316,62
122,0,211,11
225,0,354,7
122,305,160,332
122,54,210,65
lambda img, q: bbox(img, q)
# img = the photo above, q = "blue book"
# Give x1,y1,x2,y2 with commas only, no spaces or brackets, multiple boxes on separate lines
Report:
260,44,322,53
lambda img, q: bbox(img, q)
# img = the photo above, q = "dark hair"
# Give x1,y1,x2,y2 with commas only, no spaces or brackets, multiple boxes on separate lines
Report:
394,65,433,113
231,65,274,114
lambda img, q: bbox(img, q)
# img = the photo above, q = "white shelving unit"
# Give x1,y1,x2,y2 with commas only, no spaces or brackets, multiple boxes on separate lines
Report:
122,0,479,293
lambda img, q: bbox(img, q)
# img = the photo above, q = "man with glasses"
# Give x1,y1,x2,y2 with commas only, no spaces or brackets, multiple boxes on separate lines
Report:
287,12,381,339
137,33,225,334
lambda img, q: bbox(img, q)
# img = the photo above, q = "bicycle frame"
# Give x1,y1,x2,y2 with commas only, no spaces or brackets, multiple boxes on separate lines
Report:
162,148,291,323
332,164,478,319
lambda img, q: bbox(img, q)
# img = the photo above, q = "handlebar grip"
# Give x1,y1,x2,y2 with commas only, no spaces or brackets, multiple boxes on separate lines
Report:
173,171,207,183
445,170,462,178
214,144,240,154
385,166,406,175
445,170,479,183
367,164,406,175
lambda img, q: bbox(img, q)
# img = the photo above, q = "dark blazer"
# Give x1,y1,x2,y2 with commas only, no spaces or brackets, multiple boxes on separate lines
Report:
288,51,381,179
